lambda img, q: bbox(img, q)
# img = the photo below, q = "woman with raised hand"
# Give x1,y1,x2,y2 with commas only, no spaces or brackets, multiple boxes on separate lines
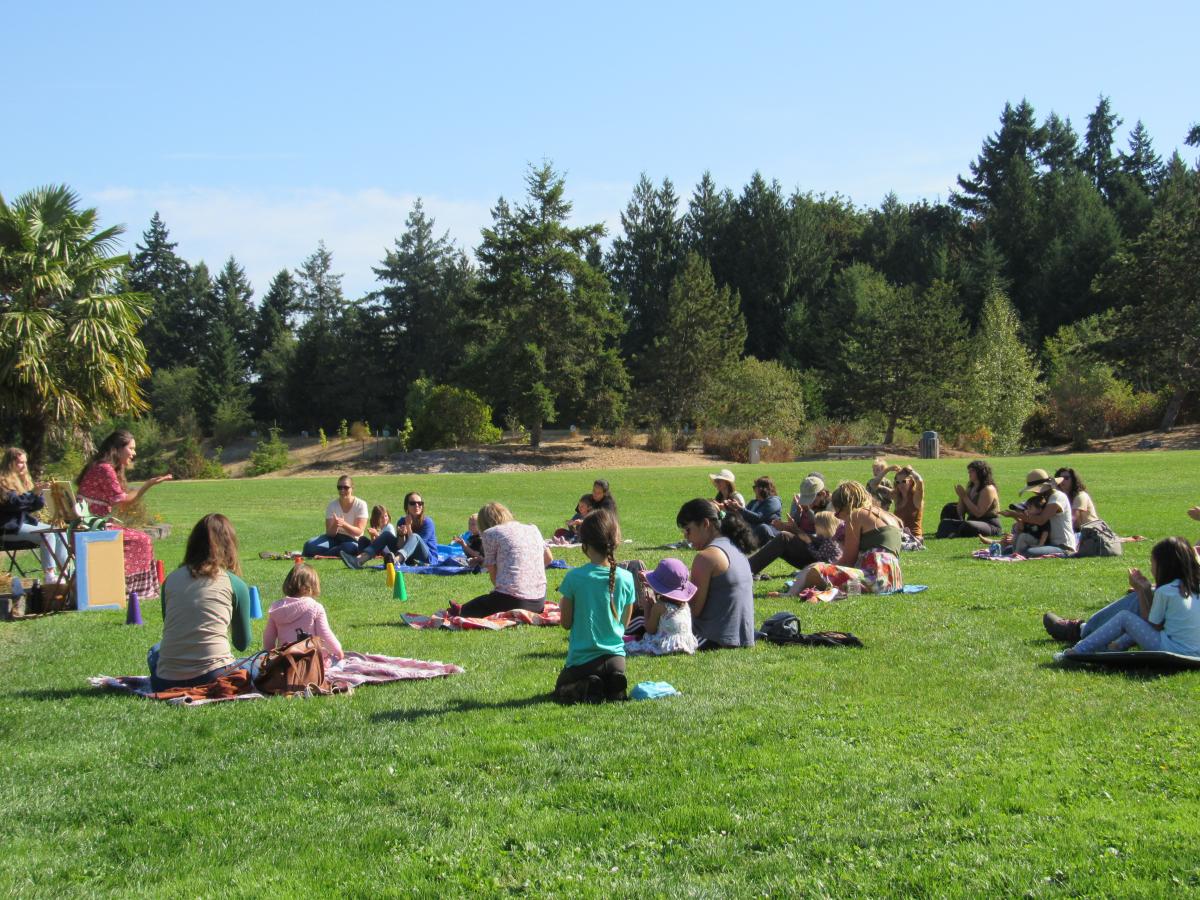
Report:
302,475,368,558
77,429,173,598
675,498,757,650
934,459,1001,539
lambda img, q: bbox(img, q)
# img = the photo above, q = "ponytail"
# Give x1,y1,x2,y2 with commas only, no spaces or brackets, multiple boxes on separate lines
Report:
720,510,758,555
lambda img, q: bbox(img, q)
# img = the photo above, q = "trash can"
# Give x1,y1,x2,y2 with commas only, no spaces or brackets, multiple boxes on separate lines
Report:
920,431,939,460
748,437,772,464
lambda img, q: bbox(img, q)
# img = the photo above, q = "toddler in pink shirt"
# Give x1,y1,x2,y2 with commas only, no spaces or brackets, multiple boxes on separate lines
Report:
263,564,344,662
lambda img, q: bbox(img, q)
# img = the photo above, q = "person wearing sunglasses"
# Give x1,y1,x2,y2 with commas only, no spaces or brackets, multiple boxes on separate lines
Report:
342,491,439,569
302,476,369,558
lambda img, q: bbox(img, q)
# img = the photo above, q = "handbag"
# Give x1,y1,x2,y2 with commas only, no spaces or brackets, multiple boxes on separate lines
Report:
252,632,332,696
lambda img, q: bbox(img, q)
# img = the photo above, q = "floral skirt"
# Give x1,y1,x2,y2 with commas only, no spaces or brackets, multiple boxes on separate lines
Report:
113,525,159,599
810,549,903,595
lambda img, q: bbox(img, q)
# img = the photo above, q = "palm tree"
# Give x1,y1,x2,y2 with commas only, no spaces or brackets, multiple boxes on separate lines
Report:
0,185,151,471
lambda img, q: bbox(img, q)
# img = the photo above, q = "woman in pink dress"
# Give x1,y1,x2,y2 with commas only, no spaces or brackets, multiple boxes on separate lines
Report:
77,430,173,598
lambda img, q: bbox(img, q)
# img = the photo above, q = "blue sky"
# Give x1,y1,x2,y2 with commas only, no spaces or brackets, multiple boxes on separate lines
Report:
7,1,1197,298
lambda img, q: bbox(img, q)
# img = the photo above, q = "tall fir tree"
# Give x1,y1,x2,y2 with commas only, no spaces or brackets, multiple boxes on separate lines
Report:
287,244,352,429
1082,95,1122,199
211,256,255,370
954,99,1047,214
251,269,297,360
250,270,297,423
465,163,627,446
189,262,249,430
683,171,734,277
607,174,685,377
126,212,201,369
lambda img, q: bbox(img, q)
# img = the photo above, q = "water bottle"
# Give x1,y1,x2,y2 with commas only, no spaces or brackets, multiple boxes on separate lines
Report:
846,580,861,597
989,542,1002,557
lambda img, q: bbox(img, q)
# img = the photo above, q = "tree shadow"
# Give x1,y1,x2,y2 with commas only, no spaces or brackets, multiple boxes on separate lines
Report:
370,692,557,724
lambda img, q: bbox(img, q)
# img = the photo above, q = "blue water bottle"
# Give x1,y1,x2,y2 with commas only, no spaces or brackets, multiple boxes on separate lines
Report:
989,542,1002,557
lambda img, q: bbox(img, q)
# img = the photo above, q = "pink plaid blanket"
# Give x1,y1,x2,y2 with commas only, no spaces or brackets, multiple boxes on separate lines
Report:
88,651,464,706
971,549,1066,562
402,601,562,631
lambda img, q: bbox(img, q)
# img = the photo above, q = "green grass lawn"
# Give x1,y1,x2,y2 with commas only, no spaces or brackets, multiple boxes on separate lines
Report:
2,453,1199,897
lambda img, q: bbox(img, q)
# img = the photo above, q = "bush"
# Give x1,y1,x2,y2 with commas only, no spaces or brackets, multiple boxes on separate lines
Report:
246,427,290,477
1044,359,1165,448
149,366,200,432
611,424,637,449
701,429,795,463
411,387,502,450
697,358,806,438
170,436,226,480
646,425,673,453
212,396,254,445
673,430,693,452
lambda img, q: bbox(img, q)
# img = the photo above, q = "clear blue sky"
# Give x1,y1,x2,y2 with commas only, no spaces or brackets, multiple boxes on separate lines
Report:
7,0,1197,298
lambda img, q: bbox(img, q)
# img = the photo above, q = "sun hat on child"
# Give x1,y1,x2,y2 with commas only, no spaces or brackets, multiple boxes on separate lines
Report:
1020,468,1055,495
708,468,736,485
644,558,698,603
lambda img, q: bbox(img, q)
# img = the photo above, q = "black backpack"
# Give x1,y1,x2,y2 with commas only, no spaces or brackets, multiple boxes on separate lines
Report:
756,611,863,648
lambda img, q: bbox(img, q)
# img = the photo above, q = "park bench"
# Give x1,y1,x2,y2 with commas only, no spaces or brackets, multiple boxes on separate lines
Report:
825,444,886,459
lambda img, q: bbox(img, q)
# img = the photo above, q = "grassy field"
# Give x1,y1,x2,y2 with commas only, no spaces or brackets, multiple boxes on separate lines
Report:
2,453,1198,897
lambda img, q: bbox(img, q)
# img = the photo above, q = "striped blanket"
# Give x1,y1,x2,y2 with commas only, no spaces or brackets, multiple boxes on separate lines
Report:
402,601,562,631
88,652,464,706
971,549,1067,561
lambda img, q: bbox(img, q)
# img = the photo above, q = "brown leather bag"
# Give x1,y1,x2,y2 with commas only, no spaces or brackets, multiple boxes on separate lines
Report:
253,633,331,696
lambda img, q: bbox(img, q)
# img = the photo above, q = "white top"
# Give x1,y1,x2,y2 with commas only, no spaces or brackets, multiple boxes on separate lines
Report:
325,497,368,535
1072,491,1099,528
1149,579,1200,652
1045,489,1077,553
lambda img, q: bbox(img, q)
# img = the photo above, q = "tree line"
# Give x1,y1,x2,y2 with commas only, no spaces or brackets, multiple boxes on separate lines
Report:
2,96,1199,469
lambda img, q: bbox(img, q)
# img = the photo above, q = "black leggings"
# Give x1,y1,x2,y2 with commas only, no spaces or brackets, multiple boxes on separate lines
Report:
555,654,627,702
934,502,1001,538
748,531,818,574
458,591,545,618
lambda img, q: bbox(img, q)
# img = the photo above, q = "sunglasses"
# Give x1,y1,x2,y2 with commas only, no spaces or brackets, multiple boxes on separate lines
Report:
337,485,352,492
407,499,425,507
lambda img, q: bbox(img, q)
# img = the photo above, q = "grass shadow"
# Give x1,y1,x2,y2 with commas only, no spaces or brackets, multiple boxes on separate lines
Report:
14,686,104,701
1034,659,1173,681
370,692,556,724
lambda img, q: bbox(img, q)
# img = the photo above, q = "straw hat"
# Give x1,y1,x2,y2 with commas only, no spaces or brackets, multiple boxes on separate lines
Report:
708,468,736,486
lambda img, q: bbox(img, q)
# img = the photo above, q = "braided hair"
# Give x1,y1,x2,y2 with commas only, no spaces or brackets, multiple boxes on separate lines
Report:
579,508,621,614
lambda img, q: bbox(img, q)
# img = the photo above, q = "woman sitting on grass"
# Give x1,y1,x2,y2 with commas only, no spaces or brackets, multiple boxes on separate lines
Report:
934,460,1001,539
799,481,904,594
676,498,757,650
149,514,252,692
554,510,635,703
1049,536,1200,661
302,475,368,558
589,479,618,518
738,475,784,545
449,502,553,618
890,465,925,541
342,491,438,569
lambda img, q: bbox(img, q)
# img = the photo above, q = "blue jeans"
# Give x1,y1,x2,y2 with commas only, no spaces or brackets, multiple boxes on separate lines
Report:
303,533,361,558
1080,591,1140,639
147,642,261,692
359,528,431,564
1073,610,1197,655
5,521,67,574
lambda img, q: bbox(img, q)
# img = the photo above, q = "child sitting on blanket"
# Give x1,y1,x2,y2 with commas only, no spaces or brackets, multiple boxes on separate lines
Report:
789,511,842,564
451,514,484,564
263,564,345,664
624,558,698,656
554,509,635,703
553,495,594,544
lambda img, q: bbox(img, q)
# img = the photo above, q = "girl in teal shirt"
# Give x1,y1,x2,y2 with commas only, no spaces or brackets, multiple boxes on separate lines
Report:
554,510,635,704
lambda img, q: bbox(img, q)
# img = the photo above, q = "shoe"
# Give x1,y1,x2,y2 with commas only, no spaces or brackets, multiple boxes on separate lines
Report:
554,678,591,705
381,549,396,567
340,550,364,570
605,670,628,702
1053,650,1079,664
584,675,606,704
1043,613,1083,643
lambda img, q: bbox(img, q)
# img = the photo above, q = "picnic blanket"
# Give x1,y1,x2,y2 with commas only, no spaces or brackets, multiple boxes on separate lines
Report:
972,549,1067,561
88,652,464,706
402,601,562,631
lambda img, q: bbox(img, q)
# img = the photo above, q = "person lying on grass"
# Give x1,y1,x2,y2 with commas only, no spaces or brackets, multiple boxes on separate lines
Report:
624,557,698,656
676,498,757,650
1048,536,1200,661
264,563,344,664
554,510,635,703
149,514,253,692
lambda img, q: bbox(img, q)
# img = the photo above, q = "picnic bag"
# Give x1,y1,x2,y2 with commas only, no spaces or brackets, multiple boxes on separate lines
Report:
756,611,864,648
1076,519,1122,558
253,632,331,696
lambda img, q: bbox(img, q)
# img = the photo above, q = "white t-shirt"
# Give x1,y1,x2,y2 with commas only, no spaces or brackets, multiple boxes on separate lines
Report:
1044,489,1077,553
325,497,368,535
1149,579,1200,652
1072,491,1099,528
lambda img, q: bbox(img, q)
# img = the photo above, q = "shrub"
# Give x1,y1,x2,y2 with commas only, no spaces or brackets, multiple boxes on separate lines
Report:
646,425,673,453
170,436,226,480
212,396,254,445
806,420,855,454
697,357,806,438
149,366,200,432
411,386,502,450
673,430,692,452
701,428,795,463
246,428,290,477
611,424,637,449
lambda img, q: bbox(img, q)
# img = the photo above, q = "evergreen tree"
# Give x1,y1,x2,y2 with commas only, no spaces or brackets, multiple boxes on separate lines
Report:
960,291,1040,454
250,270,297,423
607,174,685,374
1082,95,1122,198
1121,120,1164,191
127,212,200,369
190,262,250,431
371,199,473,393
211,256,255,369
287,244,354,429
683,171,733,275
294,241,344,326
1040,112,1081,172
954,99,1046,214
640,252,745,427
465,163,627,446
251,269,297,361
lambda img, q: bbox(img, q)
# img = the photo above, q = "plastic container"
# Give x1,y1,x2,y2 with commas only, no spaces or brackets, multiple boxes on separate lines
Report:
846,580,862,597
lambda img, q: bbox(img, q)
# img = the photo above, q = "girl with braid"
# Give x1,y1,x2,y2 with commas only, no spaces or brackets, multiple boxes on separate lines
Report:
554,509,636,704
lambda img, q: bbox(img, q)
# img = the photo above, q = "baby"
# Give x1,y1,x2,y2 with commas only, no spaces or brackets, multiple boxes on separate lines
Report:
767,511,842,597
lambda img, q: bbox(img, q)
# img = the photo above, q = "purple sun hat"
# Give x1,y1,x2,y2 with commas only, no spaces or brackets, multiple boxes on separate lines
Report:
644,558,698,603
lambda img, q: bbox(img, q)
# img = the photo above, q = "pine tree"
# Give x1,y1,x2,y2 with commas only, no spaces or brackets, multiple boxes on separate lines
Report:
211,256,255,370
1121,120,1164,191
1040,113,1081,172
961,291,1040,454
641,252,745,427
683,171,733,275
1082,95,1122,198
294,241,344,327
251,270,297,361
190,262,247,430
466,162,627,446
287,244,354,429
954,100,1047,214
608,174,685,374
127,212,199,369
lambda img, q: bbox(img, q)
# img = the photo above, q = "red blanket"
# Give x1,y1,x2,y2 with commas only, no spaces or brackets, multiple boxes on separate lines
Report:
402,601,562,631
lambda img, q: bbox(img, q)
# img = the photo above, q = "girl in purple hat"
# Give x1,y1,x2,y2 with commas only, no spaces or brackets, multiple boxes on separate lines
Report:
625,558,699,656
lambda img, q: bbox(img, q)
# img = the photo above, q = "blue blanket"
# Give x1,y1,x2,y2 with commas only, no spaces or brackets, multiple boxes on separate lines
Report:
371,545,571,576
